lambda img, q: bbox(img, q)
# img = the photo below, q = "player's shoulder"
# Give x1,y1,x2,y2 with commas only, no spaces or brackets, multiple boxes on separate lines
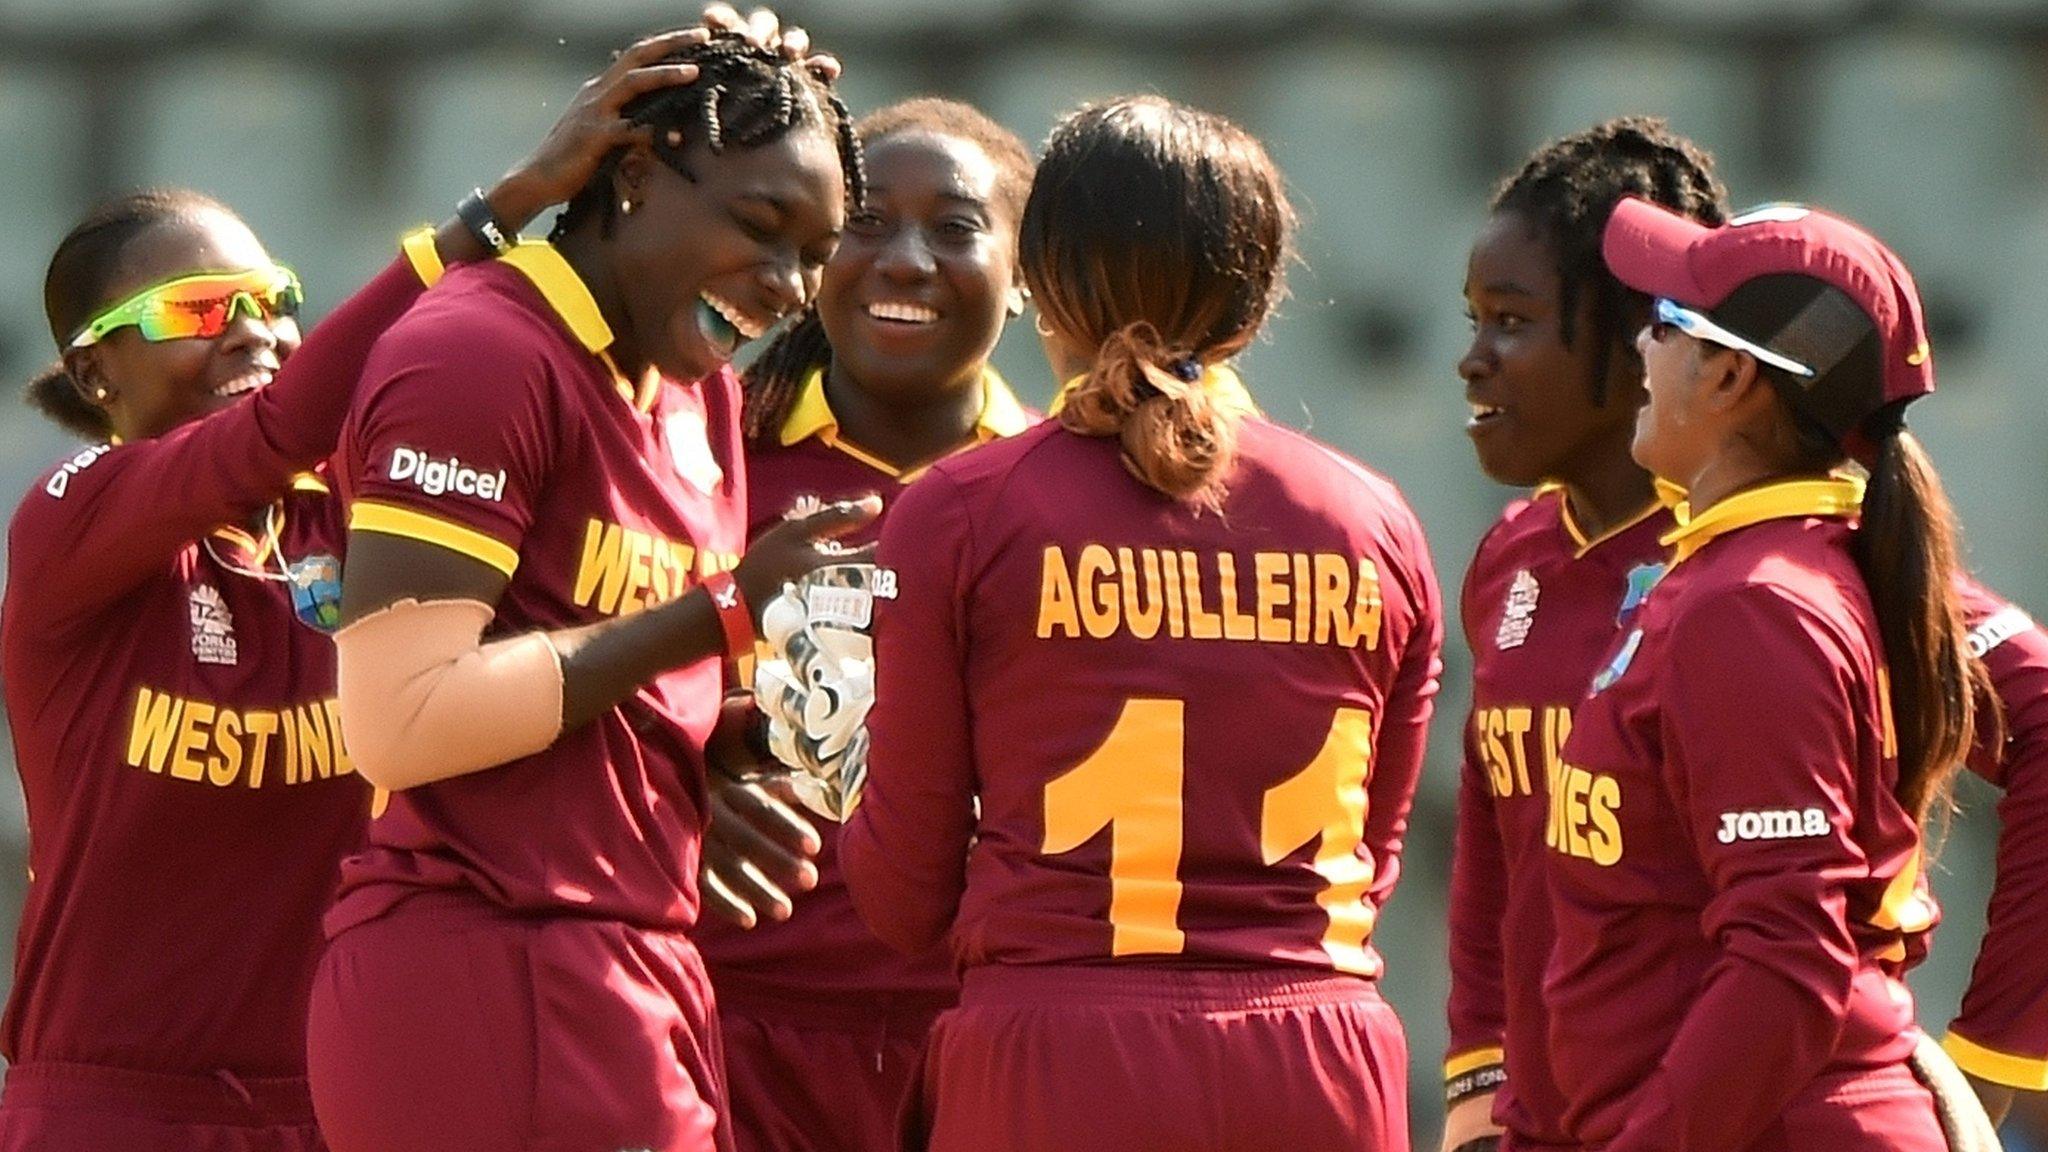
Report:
1238,419,1425,534
1471,488,1566,572
1954,572,2044,664
370,260,561,373
921,420,1067,492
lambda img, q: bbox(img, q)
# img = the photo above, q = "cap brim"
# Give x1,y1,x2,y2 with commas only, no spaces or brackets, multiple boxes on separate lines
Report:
1603,197,1716,306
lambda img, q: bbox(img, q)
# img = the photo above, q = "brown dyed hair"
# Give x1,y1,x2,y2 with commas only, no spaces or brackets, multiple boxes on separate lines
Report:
1020,96,1294,506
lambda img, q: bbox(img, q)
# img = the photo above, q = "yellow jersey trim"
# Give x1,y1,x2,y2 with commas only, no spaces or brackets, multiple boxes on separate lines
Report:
498,241,659,414
1443,1046,1505,1081
1049,363,1260,419
1942,1031,2048,1090
291,472,331,495
778,365,1031,479
1538,484,1667,561
401,227,445,288
1660,476,1864,569
350,500,519,577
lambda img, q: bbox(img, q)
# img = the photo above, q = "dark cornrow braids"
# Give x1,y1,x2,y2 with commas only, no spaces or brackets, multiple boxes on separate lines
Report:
741,307,830,442
1492,116,1730,400
740,97,1036,446
548,33,864,244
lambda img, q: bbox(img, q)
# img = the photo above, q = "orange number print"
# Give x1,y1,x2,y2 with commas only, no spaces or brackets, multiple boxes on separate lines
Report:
1041,698,1188,956
1042,700,1377,970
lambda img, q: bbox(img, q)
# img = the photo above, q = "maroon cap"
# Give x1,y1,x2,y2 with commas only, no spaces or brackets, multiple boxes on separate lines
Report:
1603,197,1933,435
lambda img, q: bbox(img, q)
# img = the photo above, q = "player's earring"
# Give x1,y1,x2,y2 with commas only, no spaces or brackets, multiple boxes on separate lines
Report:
1032,313,1053,338
620,199,635,216
94,387,108,400
1005,286,1028,319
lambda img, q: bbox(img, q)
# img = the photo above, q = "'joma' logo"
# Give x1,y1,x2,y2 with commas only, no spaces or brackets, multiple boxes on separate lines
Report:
1716,807,1828,844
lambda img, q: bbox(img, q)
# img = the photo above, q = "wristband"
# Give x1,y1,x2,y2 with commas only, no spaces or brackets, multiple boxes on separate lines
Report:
702,570,755,660
400,227,446,287
456,187,514,255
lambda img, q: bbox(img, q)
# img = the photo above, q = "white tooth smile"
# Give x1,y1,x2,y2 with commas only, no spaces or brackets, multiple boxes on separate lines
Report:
213,370,273,398
1469,403,1504,419
702,293,767,340
867,301,939,324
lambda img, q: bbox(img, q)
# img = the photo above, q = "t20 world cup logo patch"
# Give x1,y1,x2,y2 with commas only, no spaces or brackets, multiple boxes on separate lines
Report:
189,584,239,666
1495,569,1540,650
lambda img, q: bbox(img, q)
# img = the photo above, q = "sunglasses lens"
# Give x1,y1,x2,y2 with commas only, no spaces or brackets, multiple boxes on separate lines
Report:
132,271,301,341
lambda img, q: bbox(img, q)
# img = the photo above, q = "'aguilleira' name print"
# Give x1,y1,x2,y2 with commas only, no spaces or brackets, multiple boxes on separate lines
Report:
126,687,353,789
573,517,741,618
1034,544,1383,648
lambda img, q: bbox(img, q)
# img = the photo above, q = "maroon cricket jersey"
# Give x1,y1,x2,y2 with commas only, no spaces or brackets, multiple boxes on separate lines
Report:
696,366,1032,1012
1445,487,1672,1143
327,242,746,935
0,253,432,1076
1942,577,2048,1090
1545,477,1930,1152
843,371,1444,977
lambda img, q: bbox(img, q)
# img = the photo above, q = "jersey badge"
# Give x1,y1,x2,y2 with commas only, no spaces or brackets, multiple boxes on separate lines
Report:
664,408,725,495
189,584,239,666
286,553,344,633
1590,628,1643,694
1617,563,1665,625
1495,568,1540,650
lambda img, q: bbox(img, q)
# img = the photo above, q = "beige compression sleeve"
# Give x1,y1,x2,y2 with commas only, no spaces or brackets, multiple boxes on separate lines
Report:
335,597,565,791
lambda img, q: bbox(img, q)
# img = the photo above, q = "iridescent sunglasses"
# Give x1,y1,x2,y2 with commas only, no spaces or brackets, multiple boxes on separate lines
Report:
68,265,303,350
1652,297,1814,379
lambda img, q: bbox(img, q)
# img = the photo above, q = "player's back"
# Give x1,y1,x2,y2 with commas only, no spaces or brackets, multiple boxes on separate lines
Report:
883,415,1442,976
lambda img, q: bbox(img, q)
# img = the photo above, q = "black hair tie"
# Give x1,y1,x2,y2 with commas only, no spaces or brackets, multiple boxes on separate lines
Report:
1169,357,1202,383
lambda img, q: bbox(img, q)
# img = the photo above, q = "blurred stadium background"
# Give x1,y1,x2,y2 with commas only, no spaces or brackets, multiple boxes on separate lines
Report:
1,0,2045,1144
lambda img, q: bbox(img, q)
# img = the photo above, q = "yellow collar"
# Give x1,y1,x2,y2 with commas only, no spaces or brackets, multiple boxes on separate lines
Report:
1660,475,1865,568
1534,482,1670,560
498,241,658,413
779,365,1030,479
1048,363,1259,418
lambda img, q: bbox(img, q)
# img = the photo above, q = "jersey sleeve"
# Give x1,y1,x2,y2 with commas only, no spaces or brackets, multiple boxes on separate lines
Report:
1946,598,2048,1089
842,468,979,956
8,253,431,628
1363,513,1442,918
340,307,556,578
1609,588,1872,1152
1445,710,1510,1098
1445,542,1508,1093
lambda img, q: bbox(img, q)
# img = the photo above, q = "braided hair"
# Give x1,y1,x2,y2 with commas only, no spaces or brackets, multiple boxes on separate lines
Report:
27,188,235,441
741,97,1034,443
548,33,863,245
1492,116,1728,400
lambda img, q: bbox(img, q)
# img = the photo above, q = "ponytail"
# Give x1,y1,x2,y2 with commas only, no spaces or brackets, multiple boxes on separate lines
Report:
740,307,830,444
23,362,111,442
1057,322,1246,508
1851,427,1998,826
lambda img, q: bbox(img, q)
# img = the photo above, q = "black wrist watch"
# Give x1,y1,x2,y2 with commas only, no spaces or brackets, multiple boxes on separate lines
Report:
456,187,514,255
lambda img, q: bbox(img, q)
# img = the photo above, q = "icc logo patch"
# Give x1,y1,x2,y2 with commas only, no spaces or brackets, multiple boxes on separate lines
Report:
1617,563,1665,625
1590,628,1643,694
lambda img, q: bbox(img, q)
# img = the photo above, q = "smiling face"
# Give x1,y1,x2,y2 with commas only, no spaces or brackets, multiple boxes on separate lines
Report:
1631,318,1719,485
1459,211,1643,489
817,131,1021,406
610,124,846,382
64,208,298,443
